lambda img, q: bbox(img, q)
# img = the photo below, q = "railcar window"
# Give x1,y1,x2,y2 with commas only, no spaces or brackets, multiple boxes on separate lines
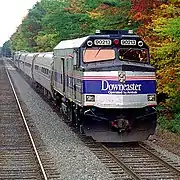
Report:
83,48,115,63
119,48,148,63
25,62,31,67
41,67,49,75
35,65,39,70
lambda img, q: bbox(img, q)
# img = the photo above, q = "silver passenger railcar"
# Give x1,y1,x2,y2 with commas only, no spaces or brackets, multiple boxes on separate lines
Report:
19,53,28,72
24,53,38,78
33,52,53,96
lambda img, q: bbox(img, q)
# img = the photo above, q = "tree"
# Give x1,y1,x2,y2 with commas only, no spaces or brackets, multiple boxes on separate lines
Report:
2,40,12,57
11,0,135,52
11,2,46,52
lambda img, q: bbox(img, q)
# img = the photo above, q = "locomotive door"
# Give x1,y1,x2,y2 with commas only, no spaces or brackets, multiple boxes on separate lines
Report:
67,56,73,98
72,49,82,103
61,58,66,93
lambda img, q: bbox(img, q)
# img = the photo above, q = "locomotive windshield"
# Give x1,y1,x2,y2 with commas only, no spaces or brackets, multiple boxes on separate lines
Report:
118,48,149,63
83,48,115,63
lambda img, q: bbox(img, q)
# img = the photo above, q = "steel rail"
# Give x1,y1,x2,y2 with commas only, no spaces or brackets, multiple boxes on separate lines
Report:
99,143,142,180
139,143,180,177
5,67,48,180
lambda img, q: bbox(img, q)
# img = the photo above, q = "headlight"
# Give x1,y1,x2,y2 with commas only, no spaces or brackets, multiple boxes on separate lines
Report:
138,41,143,47
87,40,93,46
86,95,95,102
147,94,156,101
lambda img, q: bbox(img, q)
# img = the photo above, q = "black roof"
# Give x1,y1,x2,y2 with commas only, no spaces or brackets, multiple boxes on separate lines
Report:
95,30,136,35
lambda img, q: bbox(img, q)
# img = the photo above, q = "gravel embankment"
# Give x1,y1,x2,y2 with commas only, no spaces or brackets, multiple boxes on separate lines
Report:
147,130,180,166
7,62,114,180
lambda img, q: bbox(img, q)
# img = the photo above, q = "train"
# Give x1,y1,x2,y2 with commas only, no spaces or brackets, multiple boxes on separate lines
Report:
12,30,157,142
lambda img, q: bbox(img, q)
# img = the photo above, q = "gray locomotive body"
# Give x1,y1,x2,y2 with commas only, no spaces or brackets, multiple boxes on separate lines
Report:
13,30,157,142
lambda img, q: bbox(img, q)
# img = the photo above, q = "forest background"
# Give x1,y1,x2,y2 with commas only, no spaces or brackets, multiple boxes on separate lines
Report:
1,0,180,133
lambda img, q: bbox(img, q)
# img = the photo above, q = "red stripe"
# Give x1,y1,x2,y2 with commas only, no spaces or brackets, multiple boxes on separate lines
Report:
148,104,157,107
83,76,155,78
64,73,156,80
82,77,156,80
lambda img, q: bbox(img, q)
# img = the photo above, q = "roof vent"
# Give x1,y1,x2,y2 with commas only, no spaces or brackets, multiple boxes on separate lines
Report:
95,30,101,34
128,30,133,34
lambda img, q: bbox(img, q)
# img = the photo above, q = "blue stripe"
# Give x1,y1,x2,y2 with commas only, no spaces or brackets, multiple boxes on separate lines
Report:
54,72,82,93
83,80,156,94
53,72,156,95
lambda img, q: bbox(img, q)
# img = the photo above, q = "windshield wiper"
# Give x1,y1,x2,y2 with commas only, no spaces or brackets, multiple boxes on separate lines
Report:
95,47,102,58
122,48,132,55
83,47,87,55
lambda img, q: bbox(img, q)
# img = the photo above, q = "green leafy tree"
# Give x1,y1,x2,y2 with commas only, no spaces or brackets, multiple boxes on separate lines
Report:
147,3,180,104
35,0,135,51
132,0,180,121
11,2,46,52
2,40,12,57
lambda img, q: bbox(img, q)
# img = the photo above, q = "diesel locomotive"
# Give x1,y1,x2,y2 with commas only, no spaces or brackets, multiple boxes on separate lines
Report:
13,30,157,142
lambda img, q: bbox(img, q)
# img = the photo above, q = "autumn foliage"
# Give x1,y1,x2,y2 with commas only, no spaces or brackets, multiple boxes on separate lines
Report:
3,0,180,124
131,0,180,124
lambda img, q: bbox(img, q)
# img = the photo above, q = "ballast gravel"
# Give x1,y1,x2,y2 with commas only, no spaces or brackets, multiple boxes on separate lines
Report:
146,139,180,166
7,66,114,180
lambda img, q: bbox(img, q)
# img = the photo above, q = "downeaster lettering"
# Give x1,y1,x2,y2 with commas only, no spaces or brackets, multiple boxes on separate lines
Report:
101,80,142,91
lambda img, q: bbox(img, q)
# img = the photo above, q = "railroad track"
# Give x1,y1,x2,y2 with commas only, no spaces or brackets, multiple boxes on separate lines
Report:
99,142,180,180
8,59,180,180
0,59,59,179
74,135,179,180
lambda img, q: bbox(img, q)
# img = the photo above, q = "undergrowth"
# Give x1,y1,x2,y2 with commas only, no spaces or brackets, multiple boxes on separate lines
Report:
157,106,180,134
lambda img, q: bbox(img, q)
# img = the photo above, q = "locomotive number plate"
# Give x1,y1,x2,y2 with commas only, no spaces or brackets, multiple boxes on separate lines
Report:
94,39,112,46
121,39,136,45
